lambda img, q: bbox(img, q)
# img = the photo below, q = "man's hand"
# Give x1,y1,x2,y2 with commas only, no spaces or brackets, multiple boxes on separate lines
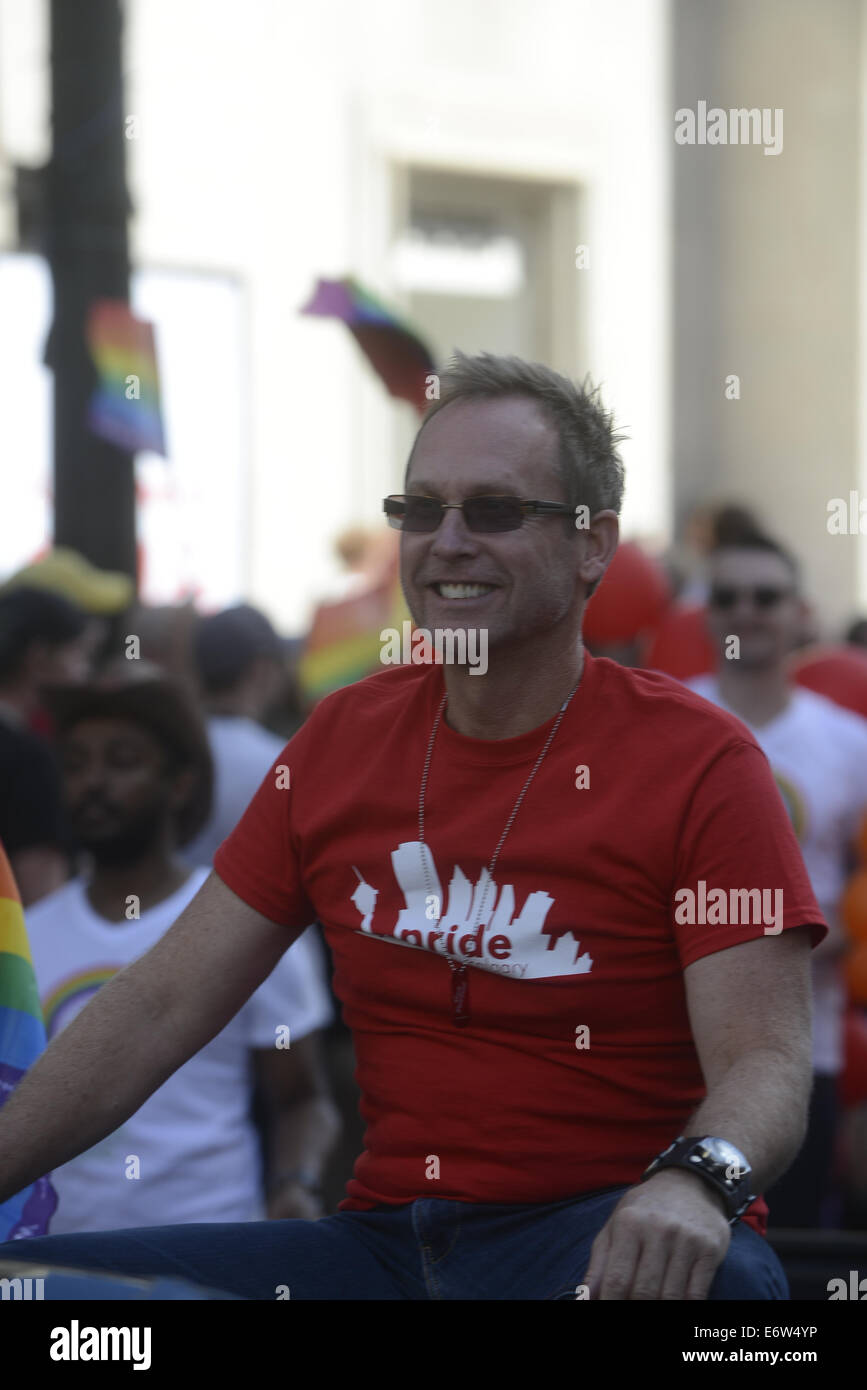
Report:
582,1170,731,1300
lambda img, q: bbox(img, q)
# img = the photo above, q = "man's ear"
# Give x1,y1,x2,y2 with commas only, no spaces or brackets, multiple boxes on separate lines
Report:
578,510,620,595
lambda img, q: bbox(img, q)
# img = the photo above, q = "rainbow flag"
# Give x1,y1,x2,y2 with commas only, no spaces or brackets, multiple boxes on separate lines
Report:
0,842,57,1239
86,299,167,456
298,551,411,705
300,277,436,413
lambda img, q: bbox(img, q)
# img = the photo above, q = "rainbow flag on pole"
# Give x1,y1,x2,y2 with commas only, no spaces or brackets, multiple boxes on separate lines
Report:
86,299,167,456
0,842,57,1239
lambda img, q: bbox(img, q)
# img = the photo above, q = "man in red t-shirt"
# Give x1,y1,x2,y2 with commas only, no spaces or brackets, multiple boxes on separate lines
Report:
0,352,824,1300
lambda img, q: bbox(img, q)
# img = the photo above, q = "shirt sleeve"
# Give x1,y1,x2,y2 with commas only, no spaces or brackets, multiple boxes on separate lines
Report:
212,733,315,929
243,925,334,1048
672,739,828,969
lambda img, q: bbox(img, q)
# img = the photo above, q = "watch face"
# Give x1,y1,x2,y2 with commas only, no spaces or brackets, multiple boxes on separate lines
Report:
700,1138,748,1180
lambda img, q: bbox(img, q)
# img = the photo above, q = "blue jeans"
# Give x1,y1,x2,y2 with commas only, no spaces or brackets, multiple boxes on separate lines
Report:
0,1186,788,1300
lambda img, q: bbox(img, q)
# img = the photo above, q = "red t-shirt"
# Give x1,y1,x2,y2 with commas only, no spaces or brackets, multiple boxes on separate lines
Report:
213,654,826,1235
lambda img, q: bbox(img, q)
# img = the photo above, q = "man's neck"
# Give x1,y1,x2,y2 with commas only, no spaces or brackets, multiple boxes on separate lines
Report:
714,663,792,729
85,850,192,923
442,643,585,739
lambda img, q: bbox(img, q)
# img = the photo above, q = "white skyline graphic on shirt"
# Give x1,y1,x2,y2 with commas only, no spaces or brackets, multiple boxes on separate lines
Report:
349,840,593,981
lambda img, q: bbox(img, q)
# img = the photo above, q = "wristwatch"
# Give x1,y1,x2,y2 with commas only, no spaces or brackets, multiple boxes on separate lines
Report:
640,1135,756,1225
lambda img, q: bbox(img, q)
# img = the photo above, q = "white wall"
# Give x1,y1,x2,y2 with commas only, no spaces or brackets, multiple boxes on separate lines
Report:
1,0,670,631
123,0,670,629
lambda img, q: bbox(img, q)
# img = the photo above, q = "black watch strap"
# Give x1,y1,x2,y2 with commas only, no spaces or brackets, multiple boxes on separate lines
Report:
640,1135,756,1225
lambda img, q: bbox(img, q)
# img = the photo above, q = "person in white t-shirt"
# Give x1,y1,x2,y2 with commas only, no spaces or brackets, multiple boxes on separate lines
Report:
27,662,338,1233
684,536,867,1227
182,604,300,869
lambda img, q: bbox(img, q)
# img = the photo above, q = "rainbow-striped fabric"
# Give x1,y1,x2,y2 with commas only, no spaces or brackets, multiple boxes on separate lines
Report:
0,842,57,1239
86,299,166,456
300,276,436,412
298,554,410,706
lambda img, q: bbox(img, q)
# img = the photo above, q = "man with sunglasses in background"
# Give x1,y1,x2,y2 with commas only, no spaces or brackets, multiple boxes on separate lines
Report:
0,353,826,1300
687,535,867,1228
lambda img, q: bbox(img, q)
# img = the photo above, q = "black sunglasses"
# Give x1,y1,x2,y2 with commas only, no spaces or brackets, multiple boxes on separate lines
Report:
383,494,576,534
708,585,794,611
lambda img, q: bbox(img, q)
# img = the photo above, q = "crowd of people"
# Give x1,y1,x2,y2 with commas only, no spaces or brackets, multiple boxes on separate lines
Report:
0,568,341,1232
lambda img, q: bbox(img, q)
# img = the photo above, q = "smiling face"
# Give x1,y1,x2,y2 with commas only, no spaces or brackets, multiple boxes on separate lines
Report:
400,396,590,655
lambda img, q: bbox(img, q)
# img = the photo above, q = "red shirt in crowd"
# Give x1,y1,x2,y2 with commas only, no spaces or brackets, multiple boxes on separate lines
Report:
213,653,826,1236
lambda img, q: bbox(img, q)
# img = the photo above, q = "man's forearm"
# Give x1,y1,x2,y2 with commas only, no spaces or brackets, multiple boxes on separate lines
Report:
0,872,306,1211
681,1044,811,1194
0,962,191,1205
265,1095,341,1190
